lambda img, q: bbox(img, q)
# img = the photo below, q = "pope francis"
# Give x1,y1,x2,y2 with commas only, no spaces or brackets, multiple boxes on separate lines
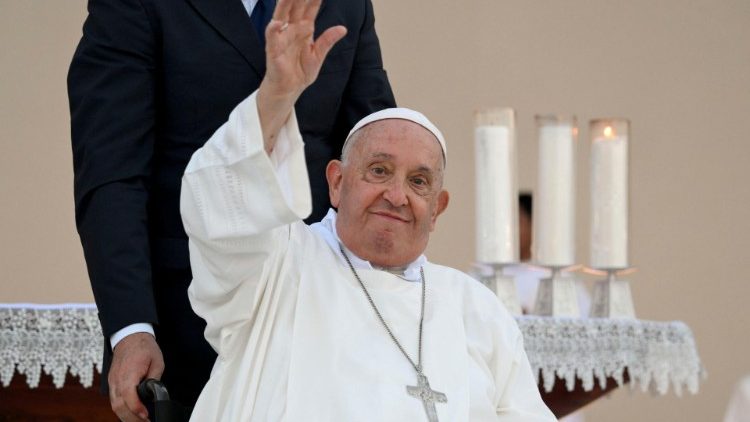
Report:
180,0,556,420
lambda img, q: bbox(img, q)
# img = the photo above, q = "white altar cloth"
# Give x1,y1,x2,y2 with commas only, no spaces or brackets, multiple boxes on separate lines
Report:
516,315,704,395
0,304,703,395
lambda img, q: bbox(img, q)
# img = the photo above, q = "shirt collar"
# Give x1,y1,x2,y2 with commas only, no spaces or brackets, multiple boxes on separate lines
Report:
310,208,427,282
240,0,259,16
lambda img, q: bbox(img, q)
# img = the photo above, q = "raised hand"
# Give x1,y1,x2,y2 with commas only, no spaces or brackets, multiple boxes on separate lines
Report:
257,0,347,152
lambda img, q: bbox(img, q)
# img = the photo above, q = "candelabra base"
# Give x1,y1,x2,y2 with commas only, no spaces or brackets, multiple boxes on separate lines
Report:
591,274,636,319
482,272,521,316
533,272,580,317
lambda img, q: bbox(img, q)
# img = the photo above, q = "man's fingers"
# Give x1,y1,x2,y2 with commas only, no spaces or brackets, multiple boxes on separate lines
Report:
146,359,165,380
274,0,322,31
272,0,293,23
111,385,145,422
314,26,347,60
266,19,286,36
288,0,307,23
265,19,291,55
112,369,150,421
302,0,323,22
122,375,149,421
114,399,146,422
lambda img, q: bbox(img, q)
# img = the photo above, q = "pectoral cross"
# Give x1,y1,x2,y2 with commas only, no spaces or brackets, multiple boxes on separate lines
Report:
406,373,447,422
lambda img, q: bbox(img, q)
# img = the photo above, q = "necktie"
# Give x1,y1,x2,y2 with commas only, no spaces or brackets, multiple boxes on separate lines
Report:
250,0,274,45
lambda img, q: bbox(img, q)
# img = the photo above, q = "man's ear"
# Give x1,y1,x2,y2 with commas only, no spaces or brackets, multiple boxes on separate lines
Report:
326,160,343,207
429,190,450,231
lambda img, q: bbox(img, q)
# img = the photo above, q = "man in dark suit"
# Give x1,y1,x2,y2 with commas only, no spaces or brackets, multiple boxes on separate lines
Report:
67,0,395,420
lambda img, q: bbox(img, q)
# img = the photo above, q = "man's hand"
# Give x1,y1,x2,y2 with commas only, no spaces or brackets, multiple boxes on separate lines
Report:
109,332,164,422
257,0,347,153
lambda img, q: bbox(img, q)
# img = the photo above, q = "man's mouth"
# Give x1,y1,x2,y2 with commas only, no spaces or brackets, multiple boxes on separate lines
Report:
371,211,410,223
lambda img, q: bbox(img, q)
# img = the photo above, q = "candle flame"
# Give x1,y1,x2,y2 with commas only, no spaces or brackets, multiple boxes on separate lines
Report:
603,126,614,138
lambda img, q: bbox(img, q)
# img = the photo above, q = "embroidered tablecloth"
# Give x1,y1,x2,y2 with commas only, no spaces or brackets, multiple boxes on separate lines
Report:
0,304,704,394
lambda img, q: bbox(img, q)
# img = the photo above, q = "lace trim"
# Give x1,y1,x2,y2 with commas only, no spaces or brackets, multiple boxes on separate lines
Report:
0,306,704,395
0,305,102,388
517,315,705,395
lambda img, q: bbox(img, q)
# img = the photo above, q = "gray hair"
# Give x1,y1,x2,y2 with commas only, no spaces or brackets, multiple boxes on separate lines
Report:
340,125,370,165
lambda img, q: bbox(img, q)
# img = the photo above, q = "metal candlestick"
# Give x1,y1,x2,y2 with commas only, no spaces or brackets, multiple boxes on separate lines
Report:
590,269,636,319
478,263,522,316
533,266,580,317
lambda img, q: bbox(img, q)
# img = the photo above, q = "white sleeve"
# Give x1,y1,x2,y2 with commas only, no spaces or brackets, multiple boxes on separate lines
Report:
110,323,155,349
180,90,311,352
496,334,558,421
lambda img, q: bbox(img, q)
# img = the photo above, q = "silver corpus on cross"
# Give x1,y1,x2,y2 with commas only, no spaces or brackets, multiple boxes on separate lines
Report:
339,245,448,422
407,373,448,421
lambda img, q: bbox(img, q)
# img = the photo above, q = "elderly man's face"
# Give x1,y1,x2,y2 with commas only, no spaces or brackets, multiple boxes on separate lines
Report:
326,119,449,268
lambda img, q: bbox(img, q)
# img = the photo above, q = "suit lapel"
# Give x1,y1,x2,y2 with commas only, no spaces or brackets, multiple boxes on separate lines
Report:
187,0,266,77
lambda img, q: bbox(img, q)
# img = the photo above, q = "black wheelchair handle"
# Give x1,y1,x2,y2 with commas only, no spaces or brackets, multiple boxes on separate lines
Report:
137,378,171,403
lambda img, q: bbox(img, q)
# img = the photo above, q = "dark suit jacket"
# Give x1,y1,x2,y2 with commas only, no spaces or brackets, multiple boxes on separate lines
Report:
68,0,395,403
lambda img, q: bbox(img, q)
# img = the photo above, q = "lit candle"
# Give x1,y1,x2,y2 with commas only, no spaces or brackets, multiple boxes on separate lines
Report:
474,109,519,264
589,119,630,269
535,115,577,267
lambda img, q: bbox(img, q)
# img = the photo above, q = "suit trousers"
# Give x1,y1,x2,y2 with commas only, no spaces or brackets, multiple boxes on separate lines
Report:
153,267,216,406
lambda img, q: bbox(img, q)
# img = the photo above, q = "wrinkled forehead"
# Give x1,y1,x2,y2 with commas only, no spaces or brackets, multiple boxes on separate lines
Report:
350,119,445,168
344,107,447,165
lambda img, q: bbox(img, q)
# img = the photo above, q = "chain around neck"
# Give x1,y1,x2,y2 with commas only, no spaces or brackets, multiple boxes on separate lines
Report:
339,244,426,374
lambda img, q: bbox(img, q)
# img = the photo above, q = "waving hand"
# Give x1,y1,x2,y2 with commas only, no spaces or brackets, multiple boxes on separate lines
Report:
257,0,347,152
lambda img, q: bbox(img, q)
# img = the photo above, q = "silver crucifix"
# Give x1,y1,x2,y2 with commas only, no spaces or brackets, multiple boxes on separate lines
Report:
406,373,447,422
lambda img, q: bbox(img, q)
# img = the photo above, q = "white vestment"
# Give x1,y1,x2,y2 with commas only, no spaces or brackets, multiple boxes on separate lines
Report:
724,375,750,422
181,92,556,421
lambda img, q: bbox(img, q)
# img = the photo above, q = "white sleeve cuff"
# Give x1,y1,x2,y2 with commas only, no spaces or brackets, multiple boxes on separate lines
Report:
110,323,155,349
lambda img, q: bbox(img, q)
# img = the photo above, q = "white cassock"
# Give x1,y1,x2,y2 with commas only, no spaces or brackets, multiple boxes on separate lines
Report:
181,91,557,422
724,375,750,422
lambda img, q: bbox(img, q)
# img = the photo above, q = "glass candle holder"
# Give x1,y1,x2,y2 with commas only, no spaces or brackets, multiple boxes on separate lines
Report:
589,118,630,270
534,115,577,268
474,108,518,265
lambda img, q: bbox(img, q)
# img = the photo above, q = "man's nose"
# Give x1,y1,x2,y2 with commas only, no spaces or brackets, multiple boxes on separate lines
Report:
382,179,408,207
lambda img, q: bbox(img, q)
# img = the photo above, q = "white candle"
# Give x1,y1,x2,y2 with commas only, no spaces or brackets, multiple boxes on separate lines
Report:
590,120,629,269
474,109,518,264
535,117,576,267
